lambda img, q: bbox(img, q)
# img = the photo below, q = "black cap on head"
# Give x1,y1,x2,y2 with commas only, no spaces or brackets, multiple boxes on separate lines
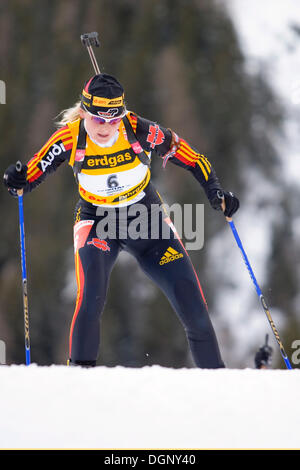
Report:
81,73,125,118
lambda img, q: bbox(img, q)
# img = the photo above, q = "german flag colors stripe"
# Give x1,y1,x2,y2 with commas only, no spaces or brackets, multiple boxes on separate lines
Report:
69,250,85,358
69,220,94,357
26,126,73,182
27,166,43,183
174,138,211,181
128,113,138,132
32,126,71,161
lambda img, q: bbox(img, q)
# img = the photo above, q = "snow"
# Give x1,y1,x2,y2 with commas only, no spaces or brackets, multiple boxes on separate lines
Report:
0,364,299,449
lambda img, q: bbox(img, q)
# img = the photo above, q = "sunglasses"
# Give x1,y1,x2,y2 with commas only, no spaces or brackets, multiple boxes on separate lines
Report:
82,104,126,125
90,115,123,125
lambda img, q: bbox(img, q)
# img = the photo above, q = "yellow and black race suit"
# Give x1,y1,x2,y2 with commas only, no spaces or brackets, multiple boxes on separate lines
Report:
24,111,222,207
22,111,225,368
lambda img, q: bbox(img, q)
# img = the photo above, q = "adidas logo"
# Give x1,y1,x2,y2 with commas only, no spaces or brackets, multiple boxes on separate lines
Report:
159,246,184,265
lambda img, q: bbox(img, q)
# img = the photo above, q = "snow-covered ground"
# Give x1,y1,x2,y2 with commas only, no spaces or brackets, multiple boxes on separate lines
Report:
0,365,299,450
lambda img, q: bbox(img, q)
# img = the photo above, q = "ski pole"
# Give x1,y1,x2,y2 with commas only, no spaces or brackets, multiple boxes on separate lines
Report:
80,32,101,74
16,161,31,366
218,191,292,370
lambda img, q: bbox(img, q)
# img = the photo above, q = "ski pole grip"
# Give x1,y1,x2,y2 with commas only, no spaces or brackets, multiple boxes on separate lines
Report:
217,190,232,222
15,161,24,196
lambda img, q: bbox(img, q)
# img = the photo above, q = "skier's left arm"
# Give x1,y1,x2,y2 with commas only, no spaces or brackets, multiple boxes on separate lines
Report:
134,114,239,217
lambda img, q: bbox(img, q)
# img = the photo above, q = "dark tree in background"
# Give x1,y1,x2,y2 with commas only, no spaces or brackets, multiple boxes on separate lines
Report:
0,0,298,368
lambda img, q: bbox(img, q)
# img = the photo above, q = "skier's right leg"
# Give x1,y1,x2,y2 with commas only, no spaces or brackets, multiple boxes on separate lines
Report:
69,214,120,366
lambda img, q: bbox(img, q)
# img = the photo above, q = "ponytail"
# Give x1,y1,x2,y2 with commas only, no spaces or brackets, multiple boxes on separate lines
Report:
55,101,82,128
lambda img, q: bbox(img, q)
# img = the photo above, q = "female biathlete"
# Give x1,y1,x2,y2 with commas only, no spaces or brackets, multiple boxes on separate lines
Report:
4,74,239,368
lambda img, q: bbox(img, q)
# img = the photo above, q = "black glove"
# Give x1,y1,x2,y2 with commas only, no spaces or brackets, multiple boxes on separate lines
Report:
3,163,28,190
209,190,240,218
255,335,273,369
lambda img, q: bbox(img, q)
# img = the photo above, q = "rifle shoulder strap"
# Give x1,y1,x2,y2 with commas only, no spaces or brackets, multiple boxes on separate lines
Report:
73,116,150,183
73,119,87,182
123,115,151,167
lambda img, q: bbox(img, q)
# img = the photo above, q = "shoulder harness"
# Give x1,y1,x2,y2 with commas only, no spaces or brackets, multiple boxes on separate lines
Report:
73,115,150,182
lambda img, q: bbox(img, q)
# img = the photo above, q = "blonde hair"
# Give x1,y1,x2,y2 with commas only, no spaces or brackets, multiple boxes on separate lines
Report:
55,101,82,128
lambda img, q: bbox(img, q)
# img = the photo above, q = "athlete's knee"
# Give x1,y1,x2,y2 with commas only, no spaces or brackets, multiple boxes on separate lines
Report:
174,278,207,310
185,323,216,342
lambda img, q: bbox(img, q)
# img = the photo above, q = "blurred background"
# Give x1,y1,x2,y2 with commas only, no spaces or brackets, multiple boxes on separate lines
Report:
1,0,300,369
